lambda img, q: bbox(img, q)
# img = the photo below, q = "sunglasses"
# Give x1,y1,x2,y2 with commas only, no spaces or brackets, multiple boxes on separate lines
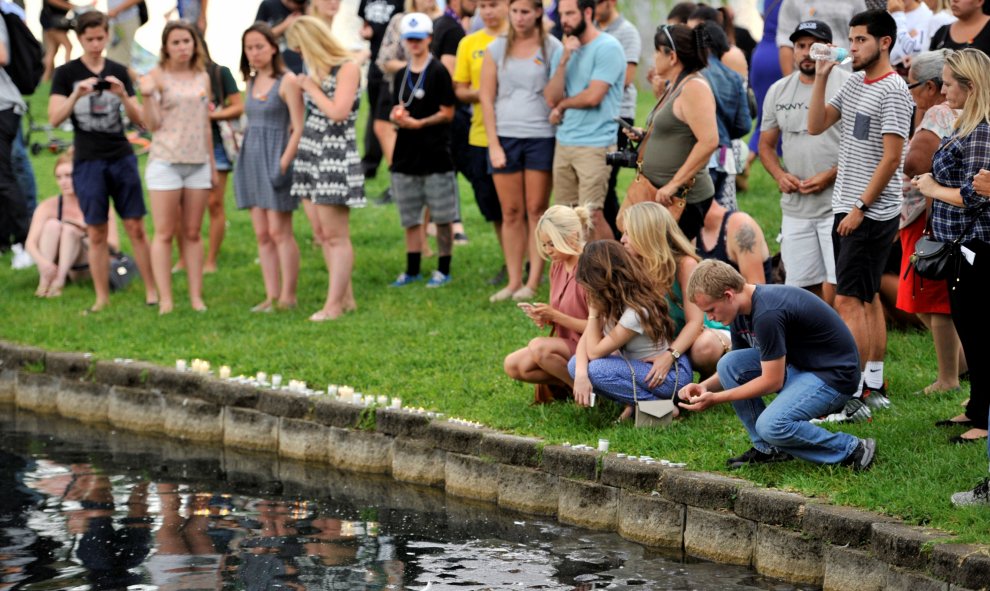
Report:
907,77,941,90
657,24,676,54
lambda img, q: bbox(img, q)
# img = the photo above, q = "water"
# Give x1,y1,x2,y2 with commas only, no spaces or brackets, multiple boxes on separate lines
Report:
0,407,815,590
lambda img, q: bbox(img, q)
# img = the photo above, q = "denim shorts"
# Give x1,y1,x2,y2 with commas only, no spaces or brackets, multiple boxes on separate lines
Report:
214,141,232,172
73,154,146,225
145,160,212,191
490,136,555,174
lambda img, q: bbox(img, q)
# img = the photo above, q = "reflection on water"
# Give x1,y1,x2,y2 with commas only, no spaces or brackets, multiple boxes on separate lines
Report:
0,407,815,590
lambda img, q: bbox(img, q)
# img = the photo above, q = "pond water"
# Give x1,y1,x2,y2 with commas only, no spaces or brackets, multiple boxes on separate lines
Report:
0,406,815,590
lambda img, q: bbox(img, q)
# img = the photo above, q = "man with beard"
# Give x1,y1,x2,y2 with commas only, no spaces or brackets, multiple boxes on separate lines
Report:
808,9,912,420
544,0,624,241
759,20,848,304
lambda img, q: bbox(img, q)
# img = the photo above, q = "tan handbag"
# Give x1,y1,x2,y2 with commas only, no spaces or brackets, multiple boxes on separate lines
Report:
621,353,679,428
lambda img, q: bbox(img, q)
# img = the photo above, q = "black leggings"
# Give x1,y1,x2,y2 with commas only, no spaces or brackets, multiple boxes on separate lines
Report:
953,239,989,429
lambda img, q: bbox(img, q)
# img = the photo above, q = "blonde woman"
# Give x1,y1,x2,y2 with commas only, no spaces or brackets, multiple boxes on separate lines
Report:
503,205,591,402
912,48,990,445
140,21,215,314
621,202,729,379
287,16,364,322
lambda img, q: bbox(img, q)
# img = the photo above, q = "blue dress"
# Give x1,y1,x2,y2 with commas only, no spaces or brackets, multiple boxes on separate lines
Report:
234,77,297,212
748,0,784,155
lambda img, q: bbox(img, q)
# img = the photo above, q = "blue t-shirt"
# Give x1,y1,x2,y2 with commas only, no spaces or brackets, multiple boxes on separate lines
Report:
730,285,861,394
549,32,624,147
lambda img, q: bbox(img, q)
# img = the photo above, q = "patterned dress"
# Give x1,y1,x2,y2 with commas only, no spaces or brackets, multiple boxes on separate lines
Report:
291,66,365,207
234,77,298,212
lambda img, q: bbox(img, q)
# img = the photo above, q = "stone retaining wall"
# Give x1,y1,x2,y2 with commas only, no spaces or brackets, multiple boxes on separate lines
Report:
1,342,988,590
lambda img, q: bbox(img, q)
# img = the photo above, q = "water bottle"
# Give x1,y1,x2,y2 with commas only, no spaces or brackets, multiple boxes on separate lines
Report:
810,43,849,62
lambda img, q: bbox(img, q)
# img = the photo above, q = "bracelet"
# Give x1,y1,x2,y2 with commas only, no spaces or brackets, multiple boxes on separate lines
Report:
588,315,599,320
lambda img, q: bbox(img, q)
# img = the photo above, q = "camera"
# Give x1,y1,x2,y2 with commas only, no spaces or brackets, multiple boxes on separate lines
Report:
605,144,639,169
94,79,112,91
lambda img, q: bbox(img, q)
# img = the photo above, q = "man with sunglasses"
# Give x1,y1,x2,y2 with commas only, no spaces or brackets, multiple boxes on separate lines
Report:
759,20,848,304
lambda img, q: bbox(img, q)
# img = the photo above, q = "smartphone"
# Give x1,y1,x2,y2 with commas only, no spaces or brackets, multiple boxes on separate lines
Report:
614,117,643,139
94,79,112,91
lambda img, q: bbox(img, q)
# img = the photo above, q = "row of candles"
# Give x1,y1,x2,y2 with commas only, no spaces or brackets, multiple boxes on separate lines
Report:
170,359,680,461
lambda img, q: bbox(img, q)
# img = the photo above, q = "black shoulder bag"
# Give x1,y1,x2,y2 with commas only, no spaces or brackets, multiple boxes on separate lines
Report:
911,203,987,281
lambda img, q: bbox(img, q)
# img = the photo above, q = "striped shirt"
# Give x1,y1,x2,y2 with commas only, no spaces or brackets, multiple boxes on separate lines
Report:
930,122,990,243
828,71,913,222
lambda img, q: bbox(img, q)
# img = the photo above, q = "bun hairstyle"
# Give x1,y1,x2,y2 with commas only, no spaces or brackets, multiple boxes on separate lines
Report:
699,20,729,58
535,205,593,259
655,23,709,74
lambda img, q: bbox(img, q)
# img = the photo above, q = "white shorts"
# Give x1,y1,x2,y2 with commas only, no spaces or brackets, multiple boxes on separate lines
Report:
145,160,212,191
780,214,836,287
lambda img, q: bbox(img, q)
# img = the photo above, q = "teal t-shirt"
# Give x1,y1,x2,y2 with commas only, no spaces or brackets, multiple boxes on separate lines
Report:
548,33,625,147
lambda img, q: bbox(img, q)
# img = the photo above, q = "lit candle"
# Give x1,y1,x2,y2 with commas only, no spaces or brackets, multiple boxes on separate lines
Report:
339,385,354,399
176,359,187,371
364,394,374,405
598,439,609,453
271,374,282,388
219,366,231,379
390,398,401,409
256,371,267,383
327,385,338,397
200,361,210,374
376,395,388,405
352,393,363,405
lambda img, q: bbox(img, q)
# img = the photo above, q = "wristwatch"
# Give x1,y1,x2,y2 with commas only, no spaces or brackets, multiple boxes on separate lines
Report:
667,347,681,360
854,198,869,212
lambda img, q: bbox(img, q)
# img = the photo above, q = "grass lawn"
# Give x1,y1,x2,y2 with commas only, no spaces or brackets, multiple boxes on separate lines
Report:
2,83,989,544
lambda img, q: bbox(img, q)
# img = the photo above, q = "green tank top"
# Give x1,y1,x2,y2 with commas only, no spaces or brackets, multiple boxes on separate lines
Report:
640,76,716,205
667,280,729,334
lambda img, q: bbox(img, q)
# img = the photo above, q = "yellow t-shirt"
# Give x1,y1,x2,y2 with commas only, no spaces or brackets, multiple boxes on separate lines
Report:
454,29,496,147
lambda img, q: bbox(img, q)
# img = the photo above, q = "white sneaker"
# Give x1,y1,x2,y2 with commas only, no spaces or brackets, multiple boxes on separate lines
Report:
10,243,34,270
810,398,872,425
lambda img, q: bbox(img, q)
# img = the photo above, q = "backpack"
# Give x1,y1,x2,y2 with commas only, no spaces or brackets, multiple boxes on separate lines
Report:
1,11,43,95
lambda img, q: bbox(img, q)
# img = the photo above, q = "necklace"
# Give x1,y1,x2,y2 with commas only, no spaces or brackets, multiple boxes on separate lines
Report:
398,55,432,107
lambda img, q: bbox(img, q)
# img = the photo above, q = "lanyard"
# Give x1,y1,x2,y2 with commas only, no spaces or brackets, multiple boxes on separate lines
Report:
398,55,432,108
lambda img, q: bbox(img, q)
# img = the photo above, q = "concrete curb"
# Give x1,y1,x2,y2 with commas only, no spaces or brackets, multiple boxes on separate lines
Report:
0,341,981,587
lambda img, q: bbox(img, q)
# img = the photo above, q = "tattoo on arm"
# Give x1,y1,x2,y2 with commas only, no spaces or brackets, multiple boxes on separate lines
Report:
735,225,757,254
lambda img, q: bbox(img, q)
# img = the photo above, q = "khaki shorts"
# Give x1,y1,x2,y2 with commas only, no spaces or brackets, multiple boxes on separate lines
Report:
107,18,140,67
552,143,615,210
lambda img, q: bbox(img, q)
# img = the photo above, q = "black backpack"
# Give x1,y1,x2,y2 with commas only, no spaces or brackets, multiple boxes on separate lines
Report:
2,11,43,95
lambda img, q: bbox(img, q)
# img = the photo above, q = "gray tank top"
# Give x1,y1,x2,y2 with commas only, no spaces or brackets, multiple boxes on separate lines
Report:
640,76,715,204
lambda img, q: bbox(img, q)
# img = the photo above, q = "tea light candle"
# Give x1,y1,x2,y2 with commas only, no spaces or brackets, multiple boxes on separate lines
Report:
339,385,354,399
200,360,210,374
589,392,596,407
376,395,388,405
352,393,363,405
271,374,283,388
256,371,267,383
327,385,338,397
219,366,231,379
364,394,374,405
176,359,187,371
598,439,609,453
390,398,401,409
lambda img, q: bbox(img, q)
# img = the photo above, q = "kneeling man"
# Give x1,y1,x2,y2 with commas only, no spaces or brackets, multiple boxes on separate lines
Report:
679,259,875,470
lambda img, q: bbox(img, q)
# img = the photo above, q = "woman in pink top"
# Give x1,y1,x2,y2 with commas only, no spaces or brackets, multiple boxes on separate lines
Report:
139,21,216,314
504,205,591,402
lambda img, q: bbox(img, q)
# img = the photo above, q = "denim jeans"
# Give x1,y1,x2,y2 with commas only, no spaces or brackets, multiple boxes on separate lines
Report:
568,354,693,406
718,348,860,465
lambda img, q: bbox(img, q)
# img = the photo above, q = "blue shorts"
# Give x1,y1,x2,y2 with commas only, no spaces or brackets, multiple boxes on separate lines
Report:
489,136,555,174
73,154,146,225
214,142,232,172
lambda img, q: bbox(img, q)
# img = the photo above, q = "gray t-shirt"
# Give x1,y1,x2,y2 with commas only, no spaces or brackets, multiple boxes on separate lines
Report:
602,16,640,120
0,12,26,114
828,71,913,221
606,307,667,361
487,35,561,139
776,0,867,50
761,69,848,219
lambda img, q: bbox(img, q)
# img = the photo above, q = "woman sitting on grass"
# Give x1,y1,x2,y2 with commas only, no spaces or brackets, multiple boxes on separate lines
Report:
25,152,119,298
621,201,729,378
503,205,591,403
568,240,692,417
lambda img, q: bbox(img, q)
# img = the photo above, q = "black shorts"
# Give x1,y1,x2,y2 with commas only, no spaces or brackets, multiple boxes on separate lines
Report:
373,80,393,122
465,144,501,223
832,213,899,302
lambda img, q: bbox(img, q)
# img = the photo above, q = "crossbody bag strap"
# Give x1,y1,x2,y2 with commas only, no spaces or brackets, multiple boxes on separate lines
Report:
635,73,699,175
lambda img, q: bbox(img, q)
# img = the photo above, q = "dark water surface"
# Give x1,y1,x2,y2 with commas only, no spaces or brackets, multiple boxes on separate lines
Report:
0,406,815,590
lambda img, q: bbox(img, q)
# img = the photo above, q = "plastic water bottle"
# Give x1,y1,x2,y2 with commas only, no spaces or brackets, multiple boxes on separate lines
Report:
810,43,849,62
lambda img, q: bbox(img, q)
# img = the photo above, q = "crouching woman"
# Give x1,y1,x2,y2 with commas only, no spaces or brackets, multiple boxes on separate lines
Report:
568,240,693,412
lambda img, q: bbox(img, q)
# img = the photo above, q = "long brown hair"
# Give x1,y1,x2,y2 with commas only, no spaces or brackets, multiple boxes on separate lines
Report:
576,240,674,347
503,0,548,69
240,22,287,81
159,20,207,71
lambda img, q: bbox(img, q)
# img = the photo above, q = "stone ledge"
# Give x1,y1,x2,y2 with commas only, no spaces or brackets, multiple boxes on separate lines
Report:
872,522,953,571
480,433,542,468
684,506,755,566
108,386,165,434
14,371,60,414
376,408,432,439
735,487,810,529
445,452,498,502
197,380,260,409
162,395,224,443
600,455,664,492
144,366,206,397
617,490,683,549
0,342,45,369
427,421,487,455
558,478,618,530
312,398,363,428
327,428,393,474
223,406,279,452
92,360,156,389
254,389,312,419
662,470,750,510
56,380,109,423
44,351,93,379
278,418,331,462
541,445,598,481
804,503,899,548
0,369,16,403
930,544,990,590
823,544,888,591
753,524,824,585
392,437,446,487
497,464,557,516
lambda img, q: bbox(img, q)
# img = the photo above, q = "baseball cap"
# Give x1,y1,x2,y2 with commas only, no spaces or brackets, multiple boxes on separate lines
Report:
789,20,833,44
400,13,433,39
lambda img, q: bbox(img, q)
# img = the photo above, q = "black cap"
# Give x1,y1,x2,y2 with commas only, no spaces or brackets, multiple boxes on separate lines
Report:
789,20,833,44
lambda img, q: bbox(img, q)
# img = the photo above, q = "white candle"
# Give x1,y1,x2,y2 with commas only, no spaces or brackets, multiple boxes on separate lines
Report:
327,385,338,396
364,394,374,405
271,374,282,388
390,398,401,409
589,392,596,407
598,439,609,453
219,366,231,379
200,361,210,374
256,371,267,383
339,385,354,398
352,393,363,404
376,395,388,405
176,359,187,371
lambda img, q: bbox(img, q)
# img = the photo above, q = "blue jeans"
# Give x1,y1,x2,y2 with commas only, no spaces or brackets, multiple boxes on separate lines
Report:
718,348,860,465
568,354,693,406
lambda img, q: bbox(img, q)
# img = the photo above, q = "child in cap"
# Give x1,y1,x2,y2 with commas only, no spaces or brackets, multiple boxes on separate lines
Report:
388,12,458,288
